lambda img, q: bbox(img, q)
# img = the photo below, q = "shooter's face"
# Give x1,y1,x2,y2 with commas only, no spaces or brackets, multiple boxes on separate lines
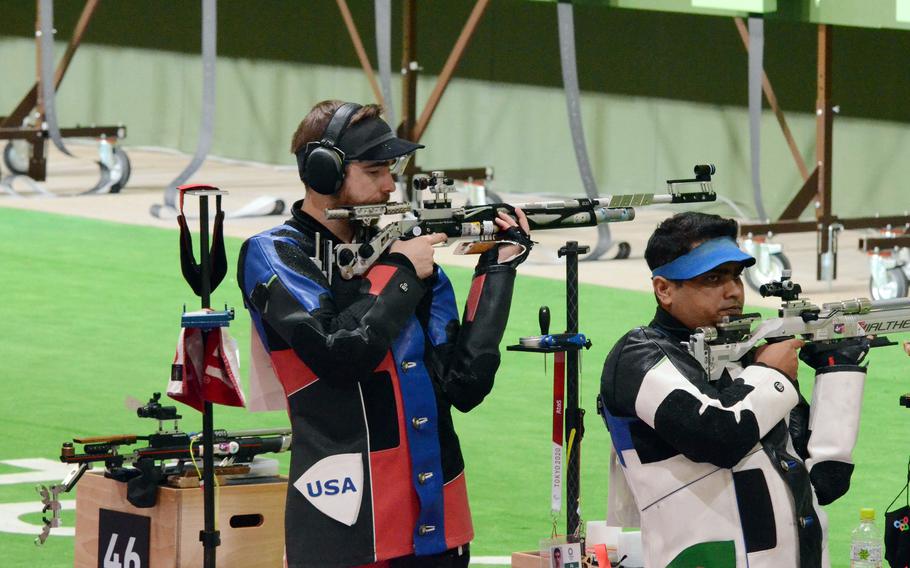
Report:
654,261,746,330
337,161,396,206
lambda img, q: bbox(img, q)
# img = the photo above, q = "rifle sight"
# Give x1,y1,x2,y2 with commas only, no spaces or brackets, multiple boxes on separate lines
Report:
758,270,802,302
136,392,181,421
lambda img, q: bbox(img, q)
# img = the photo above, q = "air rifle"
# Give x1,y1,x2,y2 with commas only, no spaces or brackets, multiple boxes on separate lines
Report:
320,164,718,280
35,393,291,544
688,270,910,378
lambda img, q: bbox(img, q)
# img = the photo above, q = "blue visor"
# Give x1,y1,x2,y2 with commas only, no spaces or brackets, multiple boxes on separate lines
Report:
651,237,755,280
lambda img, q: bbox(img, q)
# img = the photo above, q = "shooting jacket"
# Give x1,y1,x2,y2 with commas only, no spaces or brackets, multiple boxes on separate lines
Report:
599,308,866,568
238,202,516,567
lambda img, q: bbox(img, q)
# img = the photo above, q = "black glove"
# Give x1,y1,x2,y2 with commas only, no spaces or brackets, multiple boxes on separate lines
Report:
799,336,871,370
476,225,534,271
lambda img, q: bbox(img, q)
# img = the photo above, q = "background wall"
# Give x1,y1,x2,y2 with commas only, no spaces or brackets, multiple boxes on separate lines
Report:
1,0,909,220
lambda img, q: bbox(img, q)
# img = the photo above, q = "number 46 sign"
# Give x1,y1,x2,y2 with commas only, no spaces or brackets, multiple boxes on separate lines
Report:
97,509,150,568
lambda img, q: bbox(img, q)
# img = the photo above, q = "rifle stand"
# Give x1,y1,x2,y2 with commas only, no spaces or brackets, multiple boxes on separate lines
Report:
178,186,232,568
507,241,592,538
73,471,286,568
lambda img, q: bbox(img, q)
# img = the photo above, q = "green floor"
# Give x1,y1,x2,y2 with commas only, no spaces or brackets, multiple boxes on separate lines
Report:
1,207,907,567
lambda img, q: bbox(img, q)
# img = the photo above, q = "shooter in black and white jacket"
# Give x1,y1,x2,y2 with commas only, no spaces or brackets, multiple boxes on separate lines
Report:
599,212,869,568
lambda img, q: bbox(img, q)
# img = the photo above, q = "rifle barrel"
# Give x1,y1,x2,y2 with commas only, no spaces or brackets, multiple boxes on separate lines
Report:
223,428,292,438
870,298,910,310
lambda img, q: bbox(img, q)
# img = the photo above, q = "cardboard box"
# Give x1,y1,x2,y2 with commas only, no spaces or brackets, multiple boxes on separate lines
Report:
512,550,545,568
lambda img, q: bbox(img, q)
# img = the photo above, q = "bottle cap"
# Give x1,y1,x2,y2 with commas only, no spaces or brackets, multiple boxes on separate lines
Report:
860,508,875,521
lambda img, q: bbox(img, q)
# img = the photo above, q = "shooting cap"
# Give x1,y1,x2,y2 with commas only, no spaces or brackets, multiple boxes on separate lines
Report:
338,116,424,163
651,237,755,280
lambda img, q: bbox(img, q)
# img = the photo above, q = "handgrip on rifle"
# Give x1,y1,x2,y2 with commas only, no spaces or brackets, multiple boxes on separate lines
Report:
539,306,550,335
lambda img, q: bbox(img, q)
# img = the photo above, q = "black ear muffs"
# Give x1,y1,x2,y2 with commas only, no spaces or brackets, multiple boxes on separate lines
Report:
298,102,362,195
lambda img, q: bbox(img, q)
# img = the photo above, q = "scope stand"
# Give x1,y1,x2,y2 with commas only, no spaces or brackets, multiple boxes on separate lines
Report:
508,240,590,537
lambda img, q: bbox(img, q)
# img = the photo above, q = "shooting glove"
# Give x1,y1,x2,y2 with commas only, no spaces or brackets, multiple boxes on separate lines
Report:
799,336,871,371
476,225,534,271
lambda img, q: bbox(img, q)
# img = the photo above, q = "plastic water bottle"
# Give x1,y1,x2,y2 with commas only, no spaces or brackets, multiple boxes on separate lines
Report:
850,508,883,567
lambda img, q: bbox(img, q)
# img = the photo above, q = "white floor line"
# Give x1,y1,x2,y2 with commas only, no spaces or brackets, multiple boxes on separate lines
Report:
470,556,512,565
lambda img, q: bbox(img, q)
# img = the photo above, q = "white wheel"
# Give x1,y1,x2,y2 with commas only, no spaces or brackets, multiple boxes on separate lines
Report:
3,141,29,175
870,266,909,300
107,146,132,193
744,252,791,293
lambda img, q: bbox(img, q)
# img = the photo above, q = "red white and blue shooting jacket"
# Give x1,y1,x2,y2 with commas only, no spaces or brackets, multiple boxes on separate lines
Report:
238,202,516,567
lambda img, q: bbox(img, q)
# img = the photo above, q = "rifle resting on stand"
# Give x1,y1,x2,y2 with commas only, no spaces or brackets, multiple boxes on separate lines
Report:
34,393,291,545
320,164,718,280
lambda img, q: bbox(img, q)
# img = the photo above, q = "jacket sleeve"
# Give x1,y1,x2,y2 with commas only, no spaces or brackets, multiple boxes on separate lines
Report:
601,331,800,469
788,388,812,461
804,365,867,505
239,236,426,384
427,264,517,413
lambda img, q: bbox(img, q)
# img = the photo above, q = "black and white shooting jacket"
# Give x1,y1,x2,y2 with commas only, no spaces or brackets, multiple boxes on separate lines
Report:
599,308,866,568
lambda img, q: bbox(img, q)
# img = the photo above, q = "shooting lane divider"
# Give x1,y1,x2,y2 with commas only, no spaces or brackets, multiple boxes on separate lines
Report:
164,0,216,211
375,0,395,129
557,0,619,262
150,2,284,220
748,16,769,221
39,0,72,159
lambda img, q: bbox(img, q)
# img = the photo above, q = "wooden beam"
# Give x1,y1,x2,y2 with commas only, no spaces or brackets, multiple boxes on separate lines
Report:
739,220,819,235
777,166,818,220
336,0,384,108
412,0,489,143
734,17,810,183
741,214,910,236
2,0,100,128
859,236,910,251
839,215,910,231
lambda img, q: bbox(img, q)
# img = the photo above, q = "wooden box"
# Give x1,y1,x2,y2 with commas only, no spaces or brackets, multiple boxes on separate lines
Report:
511,550,545,568
73,471,286,567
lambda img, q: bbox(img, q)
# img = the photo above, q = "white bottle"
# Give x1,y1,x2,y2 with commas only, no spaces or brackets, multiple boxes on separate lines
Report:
850,508,883,568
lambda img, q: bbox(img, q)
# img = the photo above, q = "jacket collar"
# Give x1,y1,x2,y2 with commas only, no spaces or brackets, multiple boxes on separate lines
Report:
287,199,346,245
649,306,694,342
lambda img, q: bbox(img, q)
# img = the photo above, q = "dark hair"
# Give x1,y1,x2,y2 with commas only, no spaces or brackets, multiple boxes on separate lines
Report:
644,212,739,270
289,100,384,154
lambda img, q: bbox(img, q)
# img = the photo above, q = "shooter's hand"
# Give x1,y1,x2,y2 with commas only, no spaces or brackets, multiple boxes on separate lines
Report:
391,233,448,278
493,207,533,266
755,338,805,381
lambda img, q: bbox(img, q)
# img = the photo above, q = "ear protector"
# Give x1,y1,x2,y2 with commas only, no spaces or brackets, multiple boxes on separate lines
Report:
297,102,363,195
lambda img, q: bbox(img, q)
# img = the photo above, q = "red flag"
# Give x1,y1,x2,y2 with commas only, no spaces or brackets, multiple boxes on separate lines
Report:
168,325,245,412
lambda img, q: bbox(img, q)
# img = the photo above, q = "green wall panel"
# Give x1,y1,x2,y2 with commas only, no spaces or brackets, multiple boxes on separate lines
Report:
1,0,909,221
